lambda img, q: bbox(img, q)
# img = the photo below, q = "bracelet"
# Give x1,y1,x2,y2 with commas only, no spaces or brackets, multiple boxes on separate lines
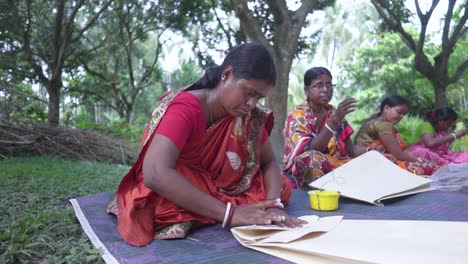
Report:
226,205,235,227
265,205,285,210
451,133,457,140
222,202,232,228
325,123,336,134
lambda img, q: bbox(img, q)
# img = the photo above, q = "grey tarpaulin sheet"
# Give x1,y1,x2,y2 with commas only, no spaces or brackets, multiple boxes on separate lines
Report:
71,187,468,264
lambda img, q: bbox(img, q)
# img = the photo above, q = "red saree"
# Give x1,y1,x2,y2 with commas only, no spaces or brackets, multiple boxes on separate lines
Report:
108,89,291,246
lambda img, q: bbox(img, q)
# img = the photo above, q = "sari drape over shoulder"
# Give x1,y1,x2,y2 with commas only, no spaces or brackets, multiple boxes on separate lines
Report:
108,89,291,246
282,102,354,189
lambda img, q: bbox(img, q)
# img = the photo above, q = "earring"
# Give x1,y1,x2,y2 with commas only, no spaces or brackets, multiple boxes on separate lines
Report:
221,76,226,81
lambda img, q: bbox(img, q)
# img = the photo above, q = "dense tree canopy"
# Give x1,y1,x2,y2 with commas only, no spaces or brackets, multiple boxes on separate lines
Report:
0,0,466,153
371,0,467,108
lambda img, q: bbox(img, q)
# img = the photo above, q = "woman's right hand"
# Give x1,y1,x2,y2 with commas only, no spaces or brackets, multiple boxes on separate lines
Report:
230,200,306,227
333,97,358,123
455,129,467,139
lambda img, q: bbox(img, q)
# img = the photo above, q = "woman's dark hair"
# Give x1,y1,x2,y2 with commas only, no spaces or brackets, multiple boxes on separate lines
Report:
375,95,408,117
303,67,332,87
425,107,458,129
187,42,277,91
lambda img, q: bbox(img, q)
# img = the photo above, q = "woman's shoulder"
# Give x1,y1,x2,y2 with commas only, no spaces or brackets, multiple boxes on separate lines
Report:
287,101,308,115
362,119,393,133
372,119,393,127
170,91,203,110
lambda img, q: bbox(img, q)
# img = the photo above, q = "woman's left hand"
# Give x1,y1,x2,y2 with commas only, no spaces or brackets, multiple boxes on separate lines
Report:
334,97,358,123
265,208,307,228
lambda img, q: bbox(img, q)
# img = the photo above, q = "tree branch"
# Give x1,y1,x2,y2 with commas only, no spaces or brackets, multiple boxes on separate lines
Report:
441,0,454,47
445,1,468,53
414,0,438,57
139,31,165,86
371,0,418,52
210,1,235,49
232,0,270,48
296,0,319,22
73,0,114,42
78,57,112,83
9,0,49,86
449,58,468,83
265,0,288,24
0,83,48,104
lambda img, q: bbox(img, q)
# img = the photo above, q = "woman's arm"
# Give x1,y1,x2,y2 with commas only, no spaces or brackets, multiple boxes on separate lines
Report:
260,137,281,200
307,119,336,152
380,133,418,162
143,133,288,227
143,134,227,221
260,137,308,227
344,137,367,158
422,129,467,148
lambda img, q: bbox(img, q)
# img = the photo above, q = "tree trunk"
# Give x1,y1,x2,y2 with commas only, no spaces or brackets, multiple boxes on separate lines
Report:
430,79,448,108
267,52,293,159
232,0,319,159
47,81,61,126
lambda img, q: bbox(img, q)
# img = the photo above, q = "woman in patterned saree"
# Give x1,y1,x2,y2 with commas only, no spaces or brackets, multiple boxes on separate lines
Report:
355,95,439,176
107,43,306,247
283,67,366,190
409,107,468,166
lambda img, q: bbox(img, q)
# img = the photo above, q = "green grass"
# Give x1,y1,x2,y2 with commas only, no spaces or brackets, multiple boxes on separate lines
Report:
0,156,129,264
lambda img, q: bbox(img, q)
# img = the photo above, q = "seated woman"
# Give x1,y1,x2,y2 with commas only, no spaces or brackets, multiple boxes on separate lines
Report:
107,43,306,247
409,107,467,166
355,95,439,176
283,66,366,190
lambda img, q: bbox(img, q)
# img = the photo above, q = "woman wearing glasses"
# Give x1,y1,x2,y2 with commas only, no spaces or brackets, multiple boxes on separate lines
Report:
283,67,366,190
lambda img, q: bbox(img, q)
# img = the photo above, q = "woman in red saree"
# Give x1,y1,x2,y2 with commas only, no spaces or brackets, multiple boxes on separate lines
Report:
107,43,306,247
283,67,366,190
355,95,439,176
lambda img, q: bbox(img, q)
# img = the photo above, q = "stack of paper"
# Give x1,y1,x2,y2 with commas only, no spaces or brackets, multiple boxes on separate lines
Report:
232,217,468,263
309,150,433,205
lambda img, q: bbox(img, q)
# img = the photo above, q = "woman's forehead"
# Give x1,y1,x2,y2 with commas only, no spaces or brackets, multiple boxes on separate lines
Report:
237,78,272,93
311,74,332,82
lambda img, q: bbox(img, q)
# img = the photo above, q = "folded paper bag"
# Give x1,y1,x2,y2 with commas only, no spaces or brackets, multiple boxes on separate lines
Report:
231,215,343,244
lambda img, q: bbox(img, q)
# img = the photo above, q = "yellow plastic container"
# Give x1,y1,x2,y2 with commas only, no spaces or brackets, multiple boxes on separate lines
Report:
308,190,340,211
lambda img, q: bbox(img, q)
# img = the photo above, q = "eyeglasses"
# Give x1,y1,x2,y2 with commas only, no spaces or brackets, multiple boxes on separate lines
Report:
308,83,336,90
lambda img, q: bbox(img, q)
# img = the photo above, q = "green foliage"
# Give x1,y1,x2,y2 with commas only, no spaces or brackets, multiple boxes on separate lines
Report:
169,59,202,89
372,0,412,33
0,82,47,124
0,156,129,263
337,31,450,116
72,111,144,145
